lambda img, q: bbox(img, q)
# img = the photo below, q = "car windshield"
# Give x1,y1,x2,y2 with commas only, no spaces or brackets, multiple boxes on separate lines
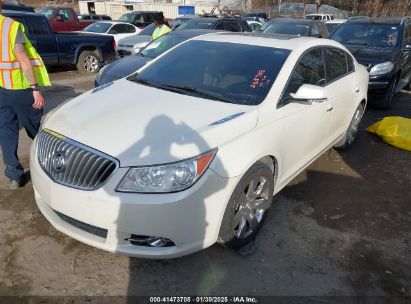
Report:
139,34,189,58
119,13,138,23
325,23,342,35
177,19,215,30
83,22,112,33
130,40,290,105
263,22,310,36
139,23,155,35
331,23,400,47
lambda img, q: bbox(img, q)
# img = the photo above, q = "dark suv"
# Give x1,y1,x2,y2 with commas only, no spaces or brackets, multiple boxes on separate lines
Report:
259,18,329,38
176,17,251,32
331,17,411,109
119,11,160,28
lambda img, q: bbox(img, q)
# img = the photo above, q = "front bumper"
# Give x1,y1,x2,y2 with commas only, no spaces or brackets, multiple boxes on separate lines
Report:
30,138,238,258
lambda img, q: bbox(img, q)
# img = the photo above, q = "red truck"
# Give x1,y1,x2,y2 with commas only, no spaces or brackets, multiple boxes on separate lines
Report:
39,7,96,32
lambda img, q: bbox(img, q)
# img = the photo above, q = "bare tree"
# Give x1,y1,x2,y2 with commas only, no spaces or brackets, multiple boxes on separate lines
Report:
315,0,325,13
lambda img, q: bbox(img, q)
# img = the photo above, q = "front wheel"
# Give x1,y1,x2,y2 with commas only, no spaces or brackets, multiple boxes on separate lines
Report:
372,77,396,110
218,161,274,249
335,103,364,150
76,51,101,73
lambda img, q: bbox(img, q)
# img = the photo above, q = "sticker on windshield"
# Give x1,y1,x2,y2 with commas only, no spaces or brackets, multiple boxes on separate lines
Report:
250,69,271,89
145,42,161,50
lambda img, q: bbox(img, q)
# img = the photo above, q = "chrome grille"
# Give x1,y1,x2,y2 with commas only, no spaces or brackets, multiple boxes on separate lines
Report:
37,129,118,190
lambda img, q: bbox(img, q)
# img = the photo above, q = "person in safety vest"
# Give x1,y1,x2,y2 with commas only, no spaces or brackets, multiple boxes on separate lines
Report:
0,0,50,189
152,12,171,41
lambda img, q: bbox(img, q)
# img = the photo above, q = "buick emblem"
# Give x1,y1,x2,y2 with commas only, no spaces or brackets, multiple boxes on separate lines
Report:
51,152,66,173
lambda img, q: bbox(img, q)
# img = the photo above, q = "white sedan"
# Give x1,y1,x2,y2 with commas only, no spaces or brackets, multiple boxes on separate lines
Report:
81,21,140,46
31,33,368,258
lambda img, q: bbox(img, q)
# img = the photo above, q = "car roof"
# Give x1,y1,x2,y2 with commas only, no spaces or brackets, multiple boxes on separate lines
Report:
168,29,222,36
268,18,318,25
92,21,133,25
190,32,339,50
348,17,404,24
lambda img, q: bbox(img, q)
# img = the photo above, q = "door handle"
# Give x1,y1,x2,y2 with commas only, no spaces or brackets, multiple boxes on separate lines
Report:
354,88,360,93
325,105,334,112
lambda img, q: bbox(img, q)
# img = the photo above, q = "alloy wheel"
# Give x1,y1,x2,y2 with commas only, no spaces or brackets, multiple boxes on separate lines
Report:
233,176,271,239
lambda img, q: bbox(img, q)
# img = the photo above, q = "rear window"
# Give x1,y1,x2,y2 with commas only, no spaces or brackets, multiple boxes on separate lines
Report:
263,22,310,36
177,19,215,30
83,22,112,33
119,13,138,23
132,40,291,105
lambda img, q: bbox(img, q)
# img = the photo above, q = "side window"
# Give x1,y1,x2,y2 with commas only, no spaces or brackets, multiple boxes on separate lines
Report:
125,24,136,33
109,24,125,34
404,24,411,46
214,22,226,30
282,48,325,99
26,16,50,35
346,53,355,72
311,24,320,37
82,15,91,20
102,16,111,20
134,14,145,25
225,21,241,32
59,9,72,21
144,14,153,23
325,47,348,83
91,15,100,20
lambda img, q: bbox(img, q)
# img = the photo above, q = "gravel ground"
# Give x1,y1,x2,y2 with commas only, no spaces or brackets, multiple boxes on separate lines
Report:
0,69,410,300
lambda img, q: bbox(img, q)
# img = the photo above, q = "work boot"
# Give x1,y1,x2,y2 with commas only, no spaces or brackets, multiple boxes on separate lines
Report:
9,179,22,190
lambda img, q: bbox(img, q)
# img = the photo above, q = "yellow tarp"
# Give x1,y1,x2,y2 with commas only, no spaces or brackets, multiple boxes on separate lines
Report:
367,116,411,152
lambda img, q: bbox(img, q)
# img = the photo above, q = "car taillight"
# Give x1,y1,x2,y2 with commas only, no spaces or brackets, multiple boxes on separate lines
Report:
113,39,116,50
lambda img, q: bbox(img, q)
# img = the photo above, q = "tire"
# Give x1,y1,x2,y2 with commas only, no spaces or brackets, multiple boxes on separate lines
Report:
76,51,101,73
372,77,396,110
218,161,274,249
335,103,364,150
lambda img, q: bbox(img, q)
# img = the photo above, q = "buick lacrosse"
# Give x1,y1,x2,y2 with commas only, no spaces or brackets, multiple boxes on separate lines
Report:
31,33,368,258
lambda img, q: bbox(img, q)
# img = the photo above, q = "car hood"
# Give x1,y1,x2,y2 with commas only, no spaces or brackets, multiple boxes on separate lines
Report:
345,45,400,66
118,34,151,46
42,79,258,167
97,55,150,85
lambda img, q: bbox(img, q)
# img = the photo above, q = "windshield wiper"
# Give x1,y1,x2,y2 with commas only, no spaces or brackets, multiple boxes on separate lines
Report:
157,84,237,104
128,75,156,87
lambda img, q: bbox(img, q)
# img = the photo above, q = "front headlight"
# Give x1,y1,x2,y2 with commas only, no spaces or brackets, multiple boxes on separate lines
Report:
369,61,394,76
117,149,217,193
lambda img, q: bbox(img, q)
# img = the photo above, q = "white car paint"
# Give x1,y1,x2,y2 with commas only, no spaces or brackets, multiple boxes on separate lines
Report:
81,21,141,47
31,34,369,258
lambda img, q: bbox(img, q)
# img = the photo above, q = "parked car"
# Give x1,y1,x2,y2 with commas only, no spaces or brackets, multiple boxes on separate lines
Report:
170,15,199,30
247,20,262,31
259,18,329,38
331,17,411,109
305,13,334,21
325,19,347,35
244,12,268,20
96,29,219,87
78,14,112,21
2,2,34,13
116,23,155,57
39,7,96,32
81,21,140,46
32,33,368,258
5,12,116,73
118,11,160,29
176,17,251,32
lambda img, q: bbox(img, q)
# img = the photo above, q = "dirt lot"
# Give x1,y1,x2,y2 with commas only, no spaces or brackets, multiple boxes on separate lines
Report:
0,70,410,300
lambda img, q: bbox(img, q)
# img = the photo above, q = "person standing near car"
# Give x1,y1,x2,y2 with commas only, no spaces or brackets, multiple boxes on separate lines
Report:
152,12,171,41
0,0,50,189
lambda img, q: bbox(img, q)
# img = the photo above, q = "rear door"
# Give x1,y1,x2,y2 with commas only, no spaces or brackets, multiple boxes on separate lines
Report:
323,47,359,142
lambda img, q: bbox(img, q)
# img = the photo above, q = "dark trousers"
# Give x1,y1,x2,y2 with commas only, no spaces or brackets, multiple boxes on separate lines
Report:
0,87,43,180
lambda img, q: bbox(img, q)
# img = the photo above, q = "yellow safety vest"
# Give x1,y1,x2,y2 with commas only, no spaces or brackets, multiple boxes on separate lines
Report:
0,15,50,90
152,24,171,41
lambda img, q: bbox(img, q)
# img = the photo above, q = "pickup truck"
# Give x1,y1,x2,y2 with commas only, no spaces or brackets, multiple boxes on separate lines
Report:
4,12,116,73
39,7,96,32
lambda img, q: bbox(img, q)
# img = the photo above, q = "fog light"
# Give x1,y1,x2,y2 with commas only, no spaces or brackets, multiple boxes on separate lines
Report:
125,234,175,247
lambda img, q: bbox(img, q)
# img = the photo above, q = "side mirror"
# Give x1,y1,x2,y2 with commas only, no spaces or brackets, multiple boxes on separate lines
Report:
290,84,327,103
55,15,64,22
403,44,411,51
